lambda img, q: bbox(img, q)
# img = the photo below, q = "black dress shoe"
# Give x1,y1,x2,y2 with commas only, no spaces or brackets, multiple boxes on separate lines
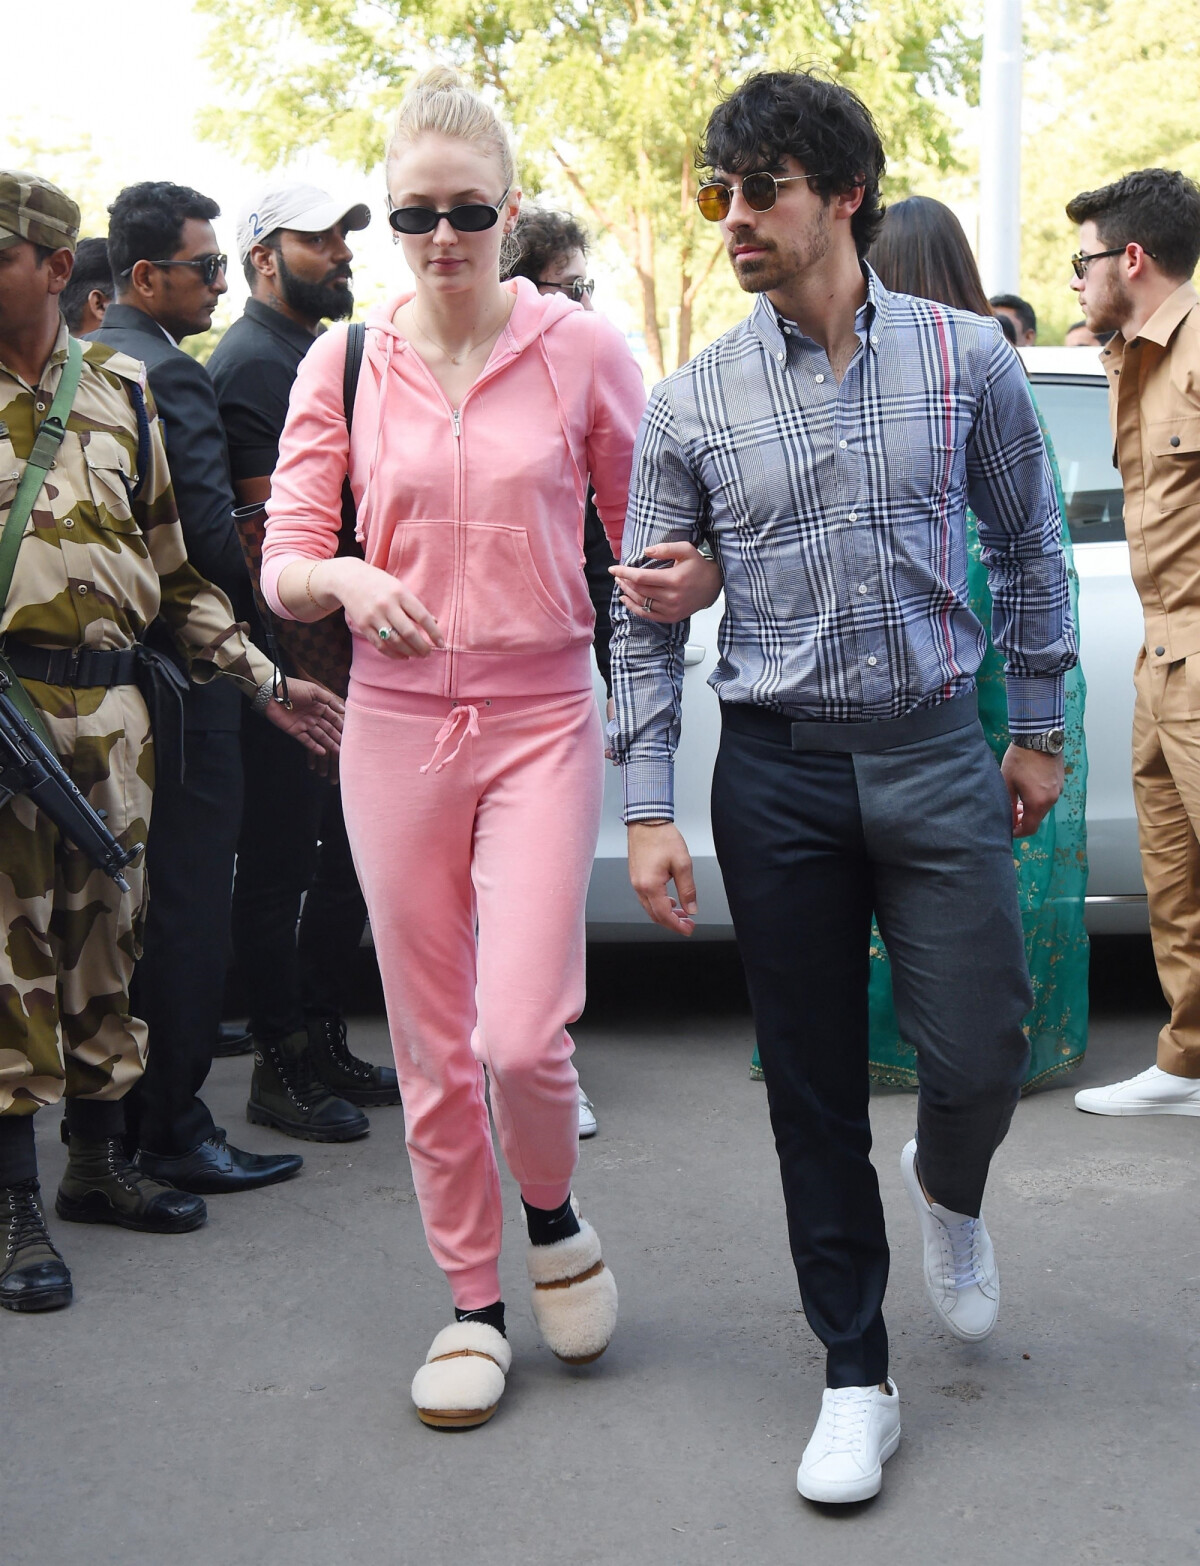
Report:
133,1135,304,1195
214,1020,254,1058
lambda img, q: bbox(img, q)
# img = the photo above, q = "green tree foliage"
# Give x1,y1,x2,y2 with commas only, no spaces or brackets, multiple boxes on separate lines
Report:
1022,0,1200,341
197,0,977,373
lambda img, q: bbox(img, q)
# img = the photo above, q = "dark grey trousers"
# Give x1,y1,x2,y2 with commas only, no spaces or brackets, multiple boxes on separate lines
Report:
712,695,1031,1386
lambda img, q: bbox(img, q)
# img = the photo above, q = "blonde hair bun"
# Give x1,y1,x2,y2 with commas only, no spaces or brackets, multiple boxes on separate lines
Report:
410,65,465,94
387,65,516,189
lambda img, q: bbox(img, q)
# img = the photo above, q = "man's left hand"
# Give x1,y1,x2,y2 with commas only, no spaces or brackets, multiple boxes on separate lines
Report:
263,678,345,763
1000,744,1064,838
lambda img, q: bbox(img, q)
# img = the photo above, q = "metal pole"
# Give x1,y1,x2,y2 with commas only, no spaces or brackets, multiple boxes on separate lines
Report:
979,0,1023,295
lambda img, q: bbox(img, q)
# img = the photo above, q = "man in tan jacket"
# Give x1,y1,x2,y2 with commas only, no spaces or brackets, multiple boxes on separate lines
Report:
1067,168,1200,1117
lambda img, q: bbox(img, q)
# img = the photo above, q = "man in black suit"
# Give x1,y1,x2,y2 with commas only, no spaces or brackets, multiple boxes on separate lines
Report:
90,182,366,1194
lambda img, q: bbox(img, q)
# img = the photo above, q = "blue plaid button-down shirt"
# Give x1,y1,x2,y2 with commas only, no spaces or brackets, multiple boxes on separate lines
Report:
610,270,1077,822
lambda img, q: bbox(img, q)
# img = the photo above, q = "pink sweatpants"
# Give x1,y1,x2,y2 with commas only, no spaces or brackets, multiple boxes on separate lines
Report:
339,686,604,1309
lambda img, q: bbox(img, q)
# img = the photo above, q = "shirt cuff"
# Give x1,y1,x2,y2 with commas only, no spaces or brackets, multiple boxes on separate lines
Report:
1005,674,1065,735
620,757,675,824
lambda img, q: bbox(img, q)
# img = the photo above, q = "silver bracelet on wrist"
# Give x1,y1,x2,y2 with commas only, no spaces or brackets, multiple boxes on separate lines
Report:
252,676,276,714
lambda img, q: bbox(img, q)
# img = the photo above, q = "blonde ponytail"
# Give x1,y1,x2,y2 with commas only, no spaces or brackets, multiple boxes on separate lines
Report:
386,66,516,190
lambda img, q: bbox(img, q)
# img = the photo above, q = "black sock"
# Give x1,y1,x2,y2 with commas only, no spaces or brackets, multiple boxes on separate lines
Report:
63,1098,125,1140
523,1195,580,1246
0,1116,37,1186
455,1300,506,1337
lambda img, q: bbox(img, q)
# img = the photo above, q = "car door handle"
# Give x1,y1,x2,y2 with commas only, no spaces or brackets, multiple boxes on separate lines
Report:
684,643,706,667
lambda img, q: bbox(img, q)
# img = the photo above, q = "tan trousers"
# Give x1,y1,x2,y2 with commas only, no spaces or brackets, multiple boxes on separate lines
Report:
1132,648,1200,1077
0,683,151,1116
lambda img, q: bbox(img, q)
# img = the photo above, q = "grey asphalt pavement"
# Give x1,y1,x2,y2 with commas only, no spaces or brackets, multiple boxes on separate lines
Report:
7,939,1199,1566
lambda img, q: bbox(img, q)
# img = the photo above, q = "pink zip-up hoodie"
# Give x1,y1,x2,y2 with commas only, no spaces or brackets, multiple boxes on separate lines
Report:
261,275,646,700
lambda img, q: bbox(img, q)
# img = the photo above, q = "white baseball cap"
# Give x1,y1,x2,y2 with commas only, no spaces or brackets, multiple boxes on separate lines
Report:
237,183,371,262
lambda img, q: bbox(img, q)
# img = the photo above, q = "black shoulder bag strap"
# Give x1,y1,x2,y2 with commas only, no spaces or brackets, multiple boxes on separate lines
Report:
338,321,366,557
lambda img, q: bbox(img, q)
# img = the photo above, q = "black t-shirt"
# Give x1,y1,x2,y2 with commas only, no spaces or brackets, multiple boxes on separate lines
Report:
207,298,319,481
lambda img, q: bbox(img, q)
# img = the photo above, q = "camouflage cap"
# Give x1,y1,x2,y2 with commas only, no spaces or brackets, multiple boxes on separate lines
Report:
0,170,80,254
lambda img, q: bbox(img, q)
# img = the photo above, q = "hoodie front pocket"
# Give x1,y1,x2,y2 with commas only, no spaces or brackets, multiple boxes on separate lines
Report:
459,523,574,653
384,519,575,655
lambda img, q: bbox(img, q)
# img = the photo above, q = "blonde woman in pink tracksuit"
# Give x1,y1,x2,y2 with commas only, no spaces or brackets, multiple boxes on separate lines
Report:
260,69,646,1430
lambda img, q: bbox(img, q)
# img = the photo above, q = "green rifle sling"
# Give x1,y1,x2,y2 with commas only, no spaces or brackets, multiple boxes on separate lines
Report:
0,335,86,735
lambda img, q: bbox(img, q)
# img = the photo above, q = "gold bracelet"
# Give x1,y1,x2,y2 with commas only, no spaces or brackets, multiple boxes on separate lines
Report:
304,562,320,608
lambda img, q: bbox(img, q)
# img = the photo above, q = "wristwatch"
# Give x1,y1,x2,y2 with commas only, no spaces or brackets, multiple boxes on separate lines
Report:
1011,728,1065,755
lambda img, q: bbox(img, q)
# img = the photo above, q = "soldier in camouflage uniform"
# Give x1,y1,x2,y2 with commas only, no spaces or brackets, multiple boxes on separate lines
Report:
0,172,344,1312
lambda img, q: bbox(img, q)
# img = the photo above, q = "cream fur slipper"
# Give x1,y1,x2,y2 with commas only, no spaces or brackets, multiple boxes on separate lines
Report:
410,1321,512,1430
527,1217,618,1365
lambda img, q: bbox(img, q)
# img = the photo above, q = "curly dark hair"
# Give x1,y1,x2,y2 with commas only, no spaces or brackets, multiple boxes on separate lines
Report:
698,69,886,257
502,206,589,284
1066,169,1200,281
106,180,221,282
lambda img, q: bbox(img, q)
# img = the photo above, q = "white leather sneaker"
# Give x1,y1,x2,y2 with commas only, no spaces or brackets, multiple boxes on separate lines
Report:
901,1140,999,1342
578,1086,598,1139
1075,1064,1200,1116
796,1380,901,1503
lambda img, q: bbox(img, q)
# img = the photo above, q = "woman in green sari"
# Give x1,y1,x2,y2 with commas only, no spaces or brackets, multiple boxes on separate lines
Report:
751,197,1089,1092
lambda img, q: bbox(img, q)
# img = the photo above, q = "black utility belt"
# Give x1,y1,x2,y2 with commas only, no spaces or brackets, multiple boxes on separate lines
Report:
1,638,190,783
1,641,140,688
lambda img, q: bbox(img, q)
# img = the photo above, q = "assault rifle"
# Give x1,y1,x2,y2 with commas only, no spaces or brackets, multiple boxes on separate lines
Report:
0,670,140,892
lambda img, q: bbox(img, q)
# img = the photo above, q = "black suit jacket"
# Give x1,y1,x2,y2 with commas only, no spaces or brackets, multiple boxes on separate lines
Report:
87,305,250,730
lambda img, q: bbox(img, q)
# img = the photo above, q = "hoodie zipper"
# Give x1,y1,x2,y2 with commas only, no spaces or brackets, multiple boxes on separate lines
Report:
449,406,462,693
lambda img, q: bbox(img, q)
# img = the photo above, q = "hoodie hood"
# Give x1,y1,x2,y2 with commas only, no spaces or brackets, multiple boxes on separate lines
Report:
364,272,580,349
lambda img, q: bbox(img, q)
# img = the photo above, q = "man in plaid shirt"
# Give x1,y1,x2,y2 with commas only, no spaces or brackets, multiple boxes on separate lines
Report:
609,71,1076,1505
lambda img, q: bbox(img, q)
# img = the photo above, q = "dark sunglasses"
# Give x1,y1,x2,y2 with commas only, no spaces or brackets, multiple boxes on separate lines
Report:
1070,245,1155,279
122,253,228,287
696,171,825,222
388,188,511,236
537,277,595,301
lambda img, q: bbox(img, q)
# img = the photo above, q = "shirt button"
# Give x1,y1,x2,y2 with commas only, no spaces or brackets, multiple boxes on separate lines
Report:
839,440,848,450
815,373,825,383
866,655,878,667
858,583,868,594
776,351,785,362
35,401,47,413
77,584,88,595
871,335,880,347
1170,435,1181,447
848,512,858,522
1155,646,1165,656
62,517,75,528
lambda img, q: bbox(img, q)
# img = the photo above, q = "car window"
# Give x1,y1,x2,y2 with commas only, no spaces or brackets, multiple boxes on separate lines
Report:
1029,377,1125,545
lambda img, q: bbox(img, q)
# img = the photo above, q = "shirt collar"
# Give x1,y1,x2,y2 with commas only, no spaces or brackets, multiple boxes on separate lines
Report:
244,296,322,352
750,263,884,357
1127,279,1199,349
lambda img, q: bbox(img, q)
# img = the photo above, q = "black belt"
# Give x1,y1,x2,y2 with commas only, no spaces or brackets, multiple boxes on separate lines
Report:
1,638,190,783
1,641,140,687
721,689,980,753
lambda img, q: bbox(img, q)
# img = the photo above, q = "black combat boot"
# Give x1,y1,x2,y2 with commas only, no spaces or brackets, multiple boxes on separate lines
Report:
307,1015,401,1107
1,1180,73,1312
247,1031,370,1142
56,1135,207,1233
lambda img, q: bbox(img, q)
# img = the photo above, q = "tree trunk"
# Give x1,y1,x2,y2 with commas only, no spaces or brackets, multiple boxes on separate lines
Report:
635,149,665,380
